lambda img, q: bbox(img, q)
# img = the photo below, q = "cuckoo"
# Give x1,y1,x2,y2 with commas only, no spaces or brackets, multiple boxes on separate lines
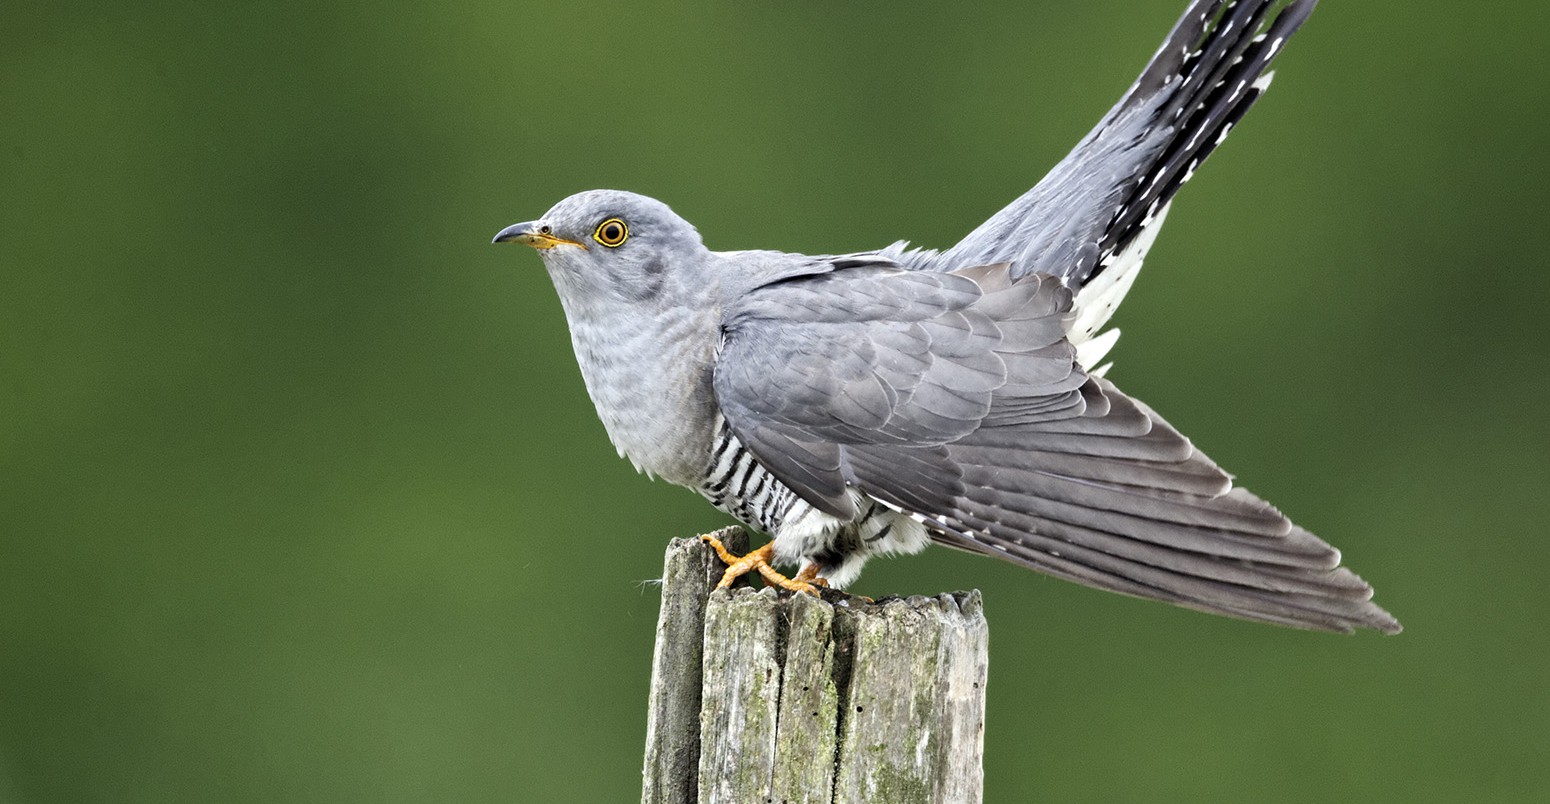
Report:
493,0,1400,634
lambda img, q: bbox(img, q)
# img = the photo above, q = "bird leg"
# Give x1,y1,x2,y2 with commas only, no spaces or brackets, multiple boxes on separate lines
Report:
700,535,823,596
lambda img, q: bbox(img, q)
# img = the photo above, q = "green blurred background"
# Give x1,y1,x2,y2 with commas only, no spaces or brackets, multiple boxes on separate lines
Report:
3,1,1547,801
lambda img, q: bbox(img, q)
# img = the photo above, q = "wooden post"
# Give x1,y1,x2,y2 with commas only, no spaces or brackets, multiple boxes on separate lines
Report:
642,530,989,804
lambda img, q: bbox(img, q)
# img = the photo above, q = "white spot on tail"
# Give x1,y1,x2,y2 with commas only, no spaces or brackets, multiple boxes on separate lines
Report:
1066,202,1173,371
1075,328,1122,371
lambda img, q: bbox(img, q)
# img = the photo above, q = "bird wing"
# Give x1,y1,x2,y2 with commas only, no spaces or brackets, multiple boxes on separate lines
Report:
714,261,1399,633
893,0,1318,286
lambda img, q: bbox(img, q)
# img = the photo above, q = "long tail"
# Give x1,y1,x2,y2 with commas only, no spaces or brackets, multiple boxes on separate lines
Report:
917,376,1400,634
890,1,1319,288
1095,0,1318,278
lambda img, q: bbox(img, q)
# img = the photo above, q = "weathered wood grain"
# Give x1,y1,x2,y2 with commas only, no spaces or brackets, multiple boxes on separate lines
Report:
641,527,747,804
769,593,840,803
831,593,988,804
698,587,784,802
642,535,988,804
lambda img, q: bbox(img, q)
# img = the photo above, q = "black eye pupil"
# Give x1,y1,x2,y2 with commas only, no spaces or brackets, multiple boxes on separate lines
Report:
604,224,621,240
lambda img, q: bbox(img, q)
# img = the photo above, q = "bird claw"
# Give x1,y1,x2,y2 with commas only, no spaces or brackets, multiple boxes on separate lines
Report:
792,563,829,588
700,534,824,596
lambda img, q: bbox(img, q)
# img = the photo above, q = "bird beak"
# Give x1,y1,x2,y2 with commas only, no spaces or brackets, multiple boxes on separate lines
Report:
491,221,587,250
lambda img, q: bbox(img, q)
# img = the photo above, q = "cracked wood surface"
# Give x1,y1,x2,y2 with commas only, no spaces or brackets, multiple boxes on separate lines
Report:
642,533,988,804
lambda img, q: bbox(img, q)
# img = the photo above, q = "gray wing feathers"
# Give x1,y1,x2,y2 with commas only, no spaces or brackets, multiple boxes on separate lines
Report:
896,0,1318,286
717,268,997,516
948,373,1397,632
715,260,1398,633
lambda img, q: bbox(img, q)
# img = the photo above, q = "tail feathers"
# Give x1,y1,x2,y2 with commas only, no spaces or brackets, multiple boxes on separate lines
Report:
938,491,1399,633
954,520,1395,634
1098,0,1317,270
913,372,1400,634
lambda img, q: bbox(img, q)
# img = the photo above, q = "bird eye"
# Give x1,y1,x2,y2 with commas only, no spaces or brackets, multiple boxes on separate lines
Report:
593,218,628,248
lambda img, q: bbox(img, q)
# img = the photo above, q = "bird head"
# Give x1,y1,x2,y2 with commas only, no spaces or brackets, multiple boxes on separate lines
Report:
493,189,707,303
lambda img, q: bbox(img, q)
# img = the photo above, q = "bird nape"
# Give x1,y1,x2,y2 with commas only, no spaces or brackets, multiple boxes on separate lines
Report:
492,0,1400,635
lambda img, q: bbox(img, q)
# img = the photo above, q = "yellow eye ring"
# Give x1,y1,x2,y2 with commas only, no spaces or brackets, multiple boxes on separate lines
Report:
593,218,628,248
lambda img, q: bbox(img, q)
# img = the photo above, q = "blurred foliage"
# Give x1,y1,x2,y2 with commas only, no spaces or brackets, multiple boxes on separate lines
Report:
3,1,1548,801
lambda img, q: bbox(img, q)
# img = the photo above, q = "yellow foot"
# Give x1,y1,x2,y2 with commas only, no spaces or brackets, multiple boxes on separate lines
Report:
793,562,876,603
793,563,829,588
700,535,824,596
